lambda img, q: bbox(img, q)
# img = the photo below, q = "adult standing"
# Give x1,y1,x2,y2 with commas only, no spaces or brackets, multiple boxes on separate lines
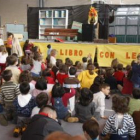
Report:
12,38,23,57
131,54,140,89
6,32,14,55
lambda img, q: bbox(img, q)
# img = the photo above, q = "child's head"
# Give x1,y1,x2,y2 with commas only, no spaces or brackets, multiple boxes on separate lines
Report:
36,92,48,108
35,77,47,90
19,70,32,83
65,58,70,63
75,61,80,67
52,83,65,98
21,56,28,65
82,57,87,63
34,52,42,61
83,119,99,140
20,81,30,95
132,88,140,99
6,55,18,66
47,44,51,49
97,68,105,77
65,59,73,67
59,64,68,74
126,65,131,72
87,63,94,75
79,88,93,106
111,58,119,69
117,63,123,71
12,53,18,58
25,39,29,44
32,46,39,53
106,68,114,77
0,45,7,54
2,70,12,81
77,62,83,70
7,32,14,39
12,53,20,66
50,49,57,57
127,70,133,80
56,59,63,68
69,67,77,76
99,83,110,95
112,95,129,114
47,63,53,70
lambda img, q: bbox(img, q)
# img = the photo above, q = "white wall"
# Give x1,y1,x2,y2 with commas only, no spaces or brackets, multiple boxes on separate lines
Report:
0,0,38,26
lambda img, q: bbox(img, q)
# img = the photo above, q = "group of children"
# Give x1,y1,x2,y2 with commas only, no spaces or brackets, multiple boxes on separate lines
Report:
0,40,140,140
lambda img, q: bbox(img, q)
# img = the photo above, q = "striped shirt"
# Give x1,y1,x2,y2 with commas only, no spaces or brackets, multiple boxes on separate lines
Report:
101,113,136,138
0,81,20,103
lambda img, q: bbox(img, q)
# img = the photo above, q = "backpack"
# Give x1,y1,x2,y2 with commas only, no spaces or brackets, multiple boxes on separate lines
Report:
54,97,68,119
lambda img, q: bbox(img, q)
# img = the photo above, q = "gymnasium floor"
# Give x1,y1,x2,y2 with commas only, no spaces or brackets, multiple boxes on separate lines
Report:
0,97,114,140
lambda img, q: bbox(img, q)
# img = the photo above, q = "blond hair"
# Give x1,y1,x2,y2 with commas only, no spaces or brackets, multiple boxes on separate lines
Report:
0,45,7,55
51,49,57,56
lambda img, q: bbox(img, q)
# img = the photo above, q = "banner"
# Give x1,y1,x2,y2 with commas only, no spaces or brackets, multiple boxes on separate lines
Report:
32,42,96,63
97,45,140,67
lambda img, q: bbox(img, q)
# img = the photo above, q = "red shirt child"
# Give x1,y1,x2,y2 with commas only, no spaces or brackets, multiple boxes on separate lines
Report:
114,64,125,85
56,64,68,85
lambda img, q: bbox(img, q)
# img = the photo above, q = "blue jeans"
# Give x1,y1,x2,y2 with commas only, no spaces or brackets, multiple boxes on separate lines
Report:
110,134,129,140
133,83,140,89
31,72,40,77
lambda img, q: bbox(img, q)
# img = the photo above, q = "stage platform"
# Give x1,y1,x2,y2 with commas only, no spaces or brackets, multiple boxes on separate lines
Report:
21,40,140,67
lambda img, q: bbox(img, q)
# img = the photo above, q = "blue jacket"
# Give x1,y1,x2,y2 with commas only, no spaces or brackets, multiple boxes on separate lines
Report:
131,63,140,84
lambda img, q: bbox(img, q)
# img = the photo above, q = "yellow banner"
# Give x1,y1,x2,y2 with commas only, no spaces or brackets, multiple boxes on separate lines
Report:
32,42,96,63
97,45,140,67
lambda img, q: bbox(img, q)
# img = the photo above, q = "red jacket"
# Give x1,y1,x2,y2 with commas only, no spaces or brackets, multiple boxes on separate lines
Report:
114,70,125,81
56,72,68,85
122,78,133,95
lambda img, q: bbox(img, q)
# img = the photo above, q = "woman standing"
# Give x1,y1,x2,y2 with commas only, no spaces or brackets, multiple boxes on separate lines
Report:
12,38,23,57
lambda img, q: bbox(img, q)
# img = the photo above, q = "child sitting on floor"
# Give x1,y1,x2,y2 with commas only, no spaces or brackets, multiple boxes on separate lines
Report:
117,70,133,95
101,95,136,140
90,68,105,94
56,64,68,85
20,56,31,71
0,70,20,126
13,82,36,137
31,52,43,77
105,68,117,92
31,77,48,98
93,83,110,119
51,83,76,120
31,92,48,117
114,63,125,86
18,70,35,93
67,88,97,123
128,88,140,115
5,55,21,84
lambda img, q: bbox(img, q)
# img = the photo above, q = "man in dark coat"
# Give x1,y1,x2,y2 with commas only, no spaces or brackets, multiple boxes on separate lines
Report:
21,105,63,140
